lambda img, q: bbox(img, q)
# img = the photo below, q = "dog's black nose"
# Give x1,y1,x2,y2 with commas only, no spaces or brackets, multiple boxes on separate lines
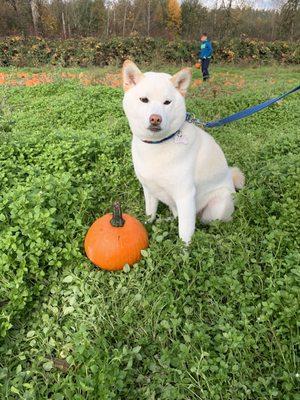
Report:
149,114,162,126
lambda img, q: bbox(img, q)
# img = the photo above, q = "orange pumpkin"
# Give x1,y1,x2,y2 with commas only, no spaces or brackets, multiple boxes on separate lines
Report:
84,202,149,271
194,62,201,69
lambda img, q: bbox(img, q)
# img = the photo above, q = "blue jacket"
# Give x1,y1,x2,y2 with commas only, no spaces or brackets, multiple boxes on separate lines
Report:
199,40,213,59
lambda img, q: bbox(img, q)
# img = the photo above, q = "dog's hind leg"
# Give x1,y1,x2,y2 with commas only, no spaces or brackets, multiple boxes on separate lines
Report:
143,186,158,222
200,190,234,225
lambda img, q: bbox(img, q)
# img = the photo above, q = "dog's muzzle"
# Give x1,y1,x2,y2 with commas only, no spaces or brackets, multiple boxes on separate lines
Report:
148,125,162,132
149,114,162,131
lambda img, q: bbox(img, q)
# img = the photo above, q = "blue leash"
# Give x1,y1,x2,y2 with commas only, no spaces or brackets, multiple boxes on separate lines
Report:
187,84,300,129
143,84,300,144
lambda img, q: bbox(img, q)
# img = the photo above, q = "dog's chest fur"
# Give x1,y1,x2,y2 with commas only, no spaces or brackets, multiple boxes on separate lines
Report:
133,124,201,200
131,122,233,210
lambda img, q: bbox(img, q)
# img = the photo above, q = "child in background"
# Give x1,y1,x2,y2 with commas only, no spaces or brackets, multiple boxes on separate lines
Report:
198,33,213,81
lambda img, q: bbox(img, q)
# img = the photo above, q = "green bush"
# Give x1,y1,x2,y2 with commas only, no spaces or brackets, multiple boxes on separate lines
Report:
0,83,134,337
0,36,299,67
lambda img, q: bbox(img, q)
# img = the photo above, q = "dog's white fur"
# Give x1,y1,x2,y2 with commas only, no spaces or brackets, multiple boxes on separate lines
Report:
122,60,245,244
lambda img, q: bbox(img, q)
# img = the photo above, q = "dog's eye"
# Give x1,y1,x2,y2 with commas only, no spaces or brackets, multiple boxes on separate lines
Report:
140,97,149,103
164,100,172,105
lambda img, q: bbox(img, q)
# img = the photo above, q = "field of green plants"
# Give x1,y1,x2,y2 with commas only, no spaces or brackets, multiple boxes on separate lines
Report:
0,64,299,399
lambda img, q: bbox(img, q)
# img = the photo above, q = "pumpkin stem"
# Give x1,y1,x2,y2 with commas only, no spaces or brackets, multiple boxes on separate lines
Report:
110,202,125,227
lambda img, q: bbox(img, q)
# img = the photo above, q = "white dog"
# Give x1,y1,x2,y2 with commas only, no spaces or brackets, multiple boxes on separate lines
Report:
122,60,245,244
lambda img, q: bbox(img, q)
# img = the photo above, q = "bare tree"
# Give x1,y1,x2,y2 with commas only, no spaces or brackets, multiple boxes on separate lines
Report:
147,0,151,35
280,0,299,39
30,0,41,35
106,1,111,35
62,10,67,38
122,0,130,37
220,0,234,37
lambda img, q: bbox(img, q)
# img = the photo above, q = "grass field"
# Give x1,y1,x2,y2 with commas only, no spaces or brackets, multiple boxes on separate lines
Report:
0,64,299,399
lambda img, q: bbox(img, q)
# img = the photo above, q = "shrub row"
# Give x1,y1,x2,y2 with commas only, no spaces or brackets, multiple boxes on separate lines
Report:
0,36,299,67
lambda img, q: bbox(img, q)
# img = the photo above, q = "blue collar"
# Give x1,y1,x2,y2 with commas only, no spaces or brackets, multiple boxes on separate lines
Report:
142,114,192,144
142,129,180,144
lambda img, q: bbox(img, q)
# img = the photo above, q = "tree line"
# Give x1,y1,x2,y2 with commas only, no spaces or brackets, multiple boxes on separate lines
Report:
1,0,299,41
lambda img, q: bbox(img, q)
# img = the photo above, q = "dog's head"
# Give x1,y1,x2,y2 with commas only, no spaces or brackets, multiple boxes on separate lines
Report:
122,60,191,142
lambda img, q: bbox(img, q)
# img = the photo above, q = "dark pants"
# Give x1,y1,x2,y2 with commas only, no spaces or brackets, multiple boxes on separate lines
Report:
201,58,210,80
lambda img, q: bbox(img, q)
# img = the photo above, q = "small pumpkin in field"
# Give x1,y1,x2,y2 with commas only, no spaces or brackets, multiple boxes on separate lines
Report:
194,62,201,69
84,202,149,271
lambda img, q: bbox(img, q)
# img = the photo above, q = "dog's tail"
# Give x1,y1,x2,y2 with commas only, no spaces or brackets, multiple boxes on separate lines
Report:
230,167,245,190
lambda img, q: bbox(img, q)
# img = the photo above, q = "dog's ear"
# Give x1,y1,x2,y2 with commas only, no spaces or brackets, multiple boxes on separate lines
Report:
122,60,144,91
170,68,192,96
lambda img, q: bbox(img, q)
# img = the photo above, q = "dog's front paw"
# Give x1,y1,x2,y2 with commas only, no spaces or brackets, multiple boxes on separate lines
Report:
179,231,193,246
146,214,156,224
181,238,191,246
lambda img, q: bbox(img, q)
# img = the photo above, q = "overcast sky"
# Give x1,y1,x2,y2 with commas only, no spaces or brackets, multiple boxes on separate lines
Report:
202,0,278,9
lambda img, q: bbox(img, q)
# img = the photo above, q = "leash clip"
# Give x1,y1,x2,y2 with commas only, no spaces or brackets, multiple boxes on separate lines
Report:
186,112,205,127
